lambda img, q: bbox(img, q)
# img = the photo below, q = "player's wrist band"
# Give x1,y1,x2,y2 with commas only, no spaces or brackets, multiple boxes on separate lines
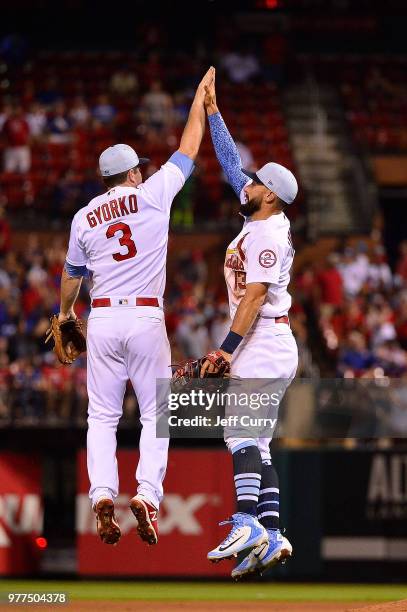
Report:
220,331,243,354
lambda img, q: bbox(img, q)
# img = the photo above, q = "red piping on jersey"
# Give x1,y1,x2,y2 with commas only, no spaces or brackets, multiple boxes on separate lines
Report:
236,232,249,262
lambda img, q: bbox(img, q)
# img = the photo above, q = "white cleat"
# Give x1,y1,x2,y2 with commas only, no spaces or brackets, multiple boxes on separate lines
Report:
207,513,268,563
232,530,292,580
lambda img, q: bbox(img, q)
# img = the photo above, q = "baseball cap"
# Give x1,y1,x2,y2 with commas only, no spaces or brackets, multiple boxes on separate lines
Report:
99,144,149,177
242,162,298,205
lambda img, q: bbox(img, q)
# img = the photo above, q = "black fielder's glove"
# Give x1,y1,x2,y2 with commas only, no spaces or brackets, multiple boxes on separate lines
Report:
172,350,231,391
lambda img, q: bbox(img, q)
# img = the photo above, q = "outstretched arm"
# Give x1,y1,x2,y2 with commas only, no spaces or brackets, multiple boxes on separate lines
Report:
204,75,248,198
177,67,215,161
140,68,215,212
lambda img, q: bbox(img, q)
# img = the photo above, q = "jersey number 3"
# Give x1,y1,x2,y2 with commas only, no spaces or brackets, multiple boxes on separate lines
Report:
106,222,137,262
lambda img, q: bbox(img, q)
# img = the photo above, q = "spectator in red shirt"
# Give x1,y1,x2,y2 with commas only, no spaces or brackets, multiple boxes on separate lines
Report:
2,105,31,173
316,254,344,316
0,204,11,257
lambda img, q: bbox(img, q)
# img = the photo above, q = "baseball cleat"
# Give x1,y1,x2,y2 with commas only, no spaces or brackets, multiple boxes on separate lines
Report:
129,495,159,545
231,529,292,580
94,498,121,545
207,513,268,562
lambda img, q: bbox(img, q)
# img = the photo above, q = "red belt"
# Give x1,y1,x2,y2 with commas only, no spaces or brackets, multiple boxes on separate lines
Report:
92,297,160,308
275,315,289,324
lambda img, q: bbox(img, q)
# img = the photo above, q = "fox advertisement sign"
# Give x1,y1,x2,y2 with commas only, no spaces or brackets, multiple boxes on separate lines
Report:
0,453,43,575
77,449,235,575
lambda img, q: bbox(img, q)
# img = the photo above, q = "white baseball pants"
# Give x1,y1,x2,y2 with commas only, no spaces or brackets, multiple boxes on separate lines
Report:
225,318,298,459
86,306,171,509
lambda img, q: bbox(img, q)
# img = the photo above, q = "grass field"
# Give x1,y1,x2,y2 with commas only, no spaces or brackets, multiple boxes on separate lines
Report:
0,581,405,603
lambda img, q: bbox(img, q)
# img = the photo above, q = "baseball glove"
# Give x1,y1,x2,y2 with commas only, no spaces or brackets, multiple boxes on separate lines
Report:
172,350,231,390
45,315,87,364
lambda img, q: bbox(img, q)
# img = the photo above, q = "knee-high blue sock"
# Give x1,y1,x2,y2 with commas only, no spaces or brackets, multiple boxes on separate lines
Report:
232,442,262,516
257,459,280,529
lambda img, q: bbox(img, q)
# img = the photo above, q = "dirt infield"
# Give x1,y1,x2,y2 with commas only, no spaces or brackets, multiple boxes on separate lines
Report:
347,601,407,612
68,602,405,612
66,603,358,611
3,598,407,612
8,600,407,612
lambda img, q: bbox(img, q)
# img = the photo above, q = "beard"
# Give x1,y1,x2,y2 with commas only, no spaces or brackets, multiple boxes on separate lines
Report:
239,195,262,217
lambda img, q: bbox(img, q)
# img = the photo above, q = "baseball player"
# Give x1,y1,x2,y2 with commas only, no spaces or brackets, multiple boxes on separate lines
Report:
202,75,299,578
58,67,215,546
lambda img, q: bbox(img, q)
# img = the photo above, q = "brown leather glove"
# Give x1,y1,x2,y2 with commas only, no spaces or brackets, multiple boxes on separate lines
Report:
45,315,87,364
172,350,231,390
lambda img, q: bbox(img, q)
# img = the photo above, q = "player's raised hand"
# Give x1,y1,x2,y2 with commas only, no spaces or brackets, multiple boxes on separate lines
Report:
204,70,217,114
179,67,214,160
195,66,215,103
200,66,215,88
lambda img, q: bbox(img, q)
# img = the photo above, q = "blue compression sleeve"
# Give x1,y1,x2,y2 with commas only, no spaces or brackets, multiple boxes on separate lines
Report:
64,261,88,278
169,151,195,180
208,112,248,198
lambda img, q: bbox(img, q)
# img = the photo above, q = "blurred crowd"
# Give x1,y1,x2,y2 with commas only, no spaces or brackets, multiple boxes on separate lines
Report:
0,76,194,219
0,220,318,426
0,235,219,425
0,76,178,173
0,26,406,436
0,25,292,226
0,234,84,424
296,238,407,380
2,226,407,435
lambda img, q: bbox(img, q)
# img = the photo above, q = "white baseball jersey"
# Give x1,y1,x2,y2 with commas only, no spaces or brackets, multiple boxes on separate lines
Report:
224,212,295,319
65,159,186,299
74,155,191,512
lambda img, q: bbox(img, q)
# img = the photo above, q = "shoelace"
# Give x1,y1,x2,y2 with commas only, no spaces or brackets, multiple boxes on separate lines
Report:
218,516,244,545
218,517,234,527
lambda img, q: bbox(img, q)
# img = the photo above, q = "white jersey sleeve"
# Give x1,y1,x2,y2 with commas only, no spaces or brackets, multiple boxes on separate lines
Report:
139,158,187,215
66,214,88,266
246,233,282,285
